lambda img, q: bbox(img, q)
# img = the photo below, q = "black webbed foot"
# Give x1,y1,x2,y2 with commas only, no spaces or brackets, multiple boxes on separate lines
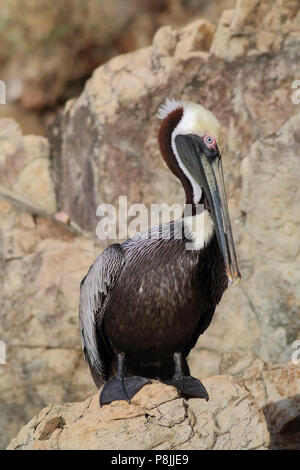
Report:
160,352,209,401
99,353,150,406
123,376,150,401
100,376,130,406
163,375,209,400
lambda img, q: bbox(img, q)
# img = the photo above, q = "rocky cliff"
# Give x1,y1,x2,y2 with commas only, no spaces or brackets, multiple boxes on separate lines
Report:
1,0,300,449
0,0,235,135
7,355,300,450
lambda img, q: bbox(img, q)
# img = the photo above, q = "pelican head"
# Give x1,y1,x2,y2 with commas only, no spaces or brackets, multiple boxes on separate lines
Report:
158,98,241,286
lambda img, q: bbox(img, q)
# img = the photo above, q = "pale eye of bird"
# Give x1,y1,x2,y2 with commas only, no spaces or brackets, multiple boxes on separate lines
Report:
204,134,216,148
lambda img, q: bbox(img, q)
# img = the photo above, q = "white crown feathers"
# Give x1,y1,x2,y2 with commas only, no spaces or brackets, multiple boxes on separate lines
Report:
157,98,184,120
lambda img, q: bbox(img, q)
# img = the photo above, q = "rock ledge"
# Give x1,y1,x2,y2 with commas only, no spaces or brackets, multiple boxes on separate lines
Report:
8,356,300,450
7,375,269,450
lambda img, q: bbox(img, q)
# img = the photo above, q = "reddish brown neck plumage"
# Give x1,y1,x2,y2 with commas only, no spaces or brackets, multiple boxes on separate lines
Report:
158,107,196,209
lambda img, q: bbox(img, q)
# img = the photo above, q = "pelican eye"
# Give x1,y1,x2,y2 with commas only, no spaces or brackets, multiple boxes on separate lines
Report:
204,134,216,148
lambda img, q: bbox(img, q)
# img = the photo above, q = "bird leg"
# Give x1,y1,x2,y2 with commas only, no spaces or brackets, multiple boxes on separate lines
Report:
99,353,150,406
162,352,209,401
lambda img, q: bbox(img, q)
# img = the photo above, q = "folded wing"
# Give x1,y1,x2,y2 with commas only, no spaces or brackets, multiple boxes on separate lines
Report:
79,243,125,387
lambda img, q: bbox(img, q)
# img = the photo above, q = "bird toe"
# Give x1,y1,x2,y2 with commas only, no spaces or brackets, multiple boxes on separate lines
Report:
99,377,130,407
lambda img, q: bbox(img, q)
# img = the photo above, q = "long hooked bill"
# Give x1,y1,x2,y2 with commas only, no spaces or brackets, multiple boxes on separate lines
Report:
175,134,241,286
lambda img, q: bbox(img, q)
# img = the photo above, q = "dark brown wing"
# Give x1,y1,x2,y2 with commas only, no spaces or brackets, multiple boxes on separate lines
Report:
183,306,216,358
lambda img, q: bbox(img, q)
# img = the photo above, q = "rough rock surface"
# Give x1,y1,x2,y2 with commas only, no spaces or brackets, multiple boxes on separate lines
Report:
0,118,97,448
0,0,152,110
1,0,300,450
0,119,56,213
8,355,300,450
0,214,97,448
0,0,234,114
220,354,300,450
7,374,270,450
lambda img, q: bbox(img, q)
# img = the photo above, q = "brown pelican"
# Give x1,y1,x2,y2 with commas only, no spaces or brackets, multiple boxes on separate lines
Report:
79,98,241,406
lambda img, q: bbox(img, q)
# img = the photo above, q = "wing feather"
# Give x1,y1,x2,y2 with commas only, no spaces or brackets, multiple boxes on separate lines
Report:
79,243,125,387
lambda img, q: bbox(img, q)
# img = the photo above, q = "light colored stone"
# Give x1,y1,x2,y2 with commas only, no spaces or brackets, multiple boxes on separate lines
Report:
210,9,249,61
175,19,215,56
256,30,276,53
0,117,97,449
153,26,177,57
0,209,99,449
0,0,234,118
12,157,56,213
210,0,299,61
7,377,270,450
220,353,300,449
0,118,56,212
